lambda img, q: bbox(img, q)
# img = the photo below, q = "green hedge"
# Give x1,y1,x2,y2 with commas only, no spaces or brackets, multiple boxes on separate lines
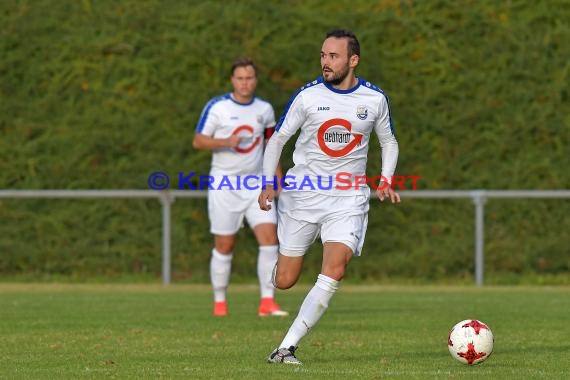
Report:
1,0,568,283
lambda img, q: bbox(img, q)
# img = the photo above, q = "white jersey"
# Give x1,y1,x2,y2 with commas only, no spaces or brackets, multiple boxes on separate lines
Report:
263,76,399,196
196,93,276,176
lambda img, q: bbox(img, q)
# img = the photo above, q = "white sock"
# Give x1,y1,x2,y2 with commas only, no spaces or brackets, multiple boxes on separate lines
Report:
258,245,278,299
279,274,339,348
210,248,232,302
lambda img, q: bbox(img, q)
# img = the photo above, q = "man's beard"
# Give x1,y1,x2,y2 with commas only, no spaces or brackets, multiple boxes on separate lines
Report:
323,65,350,86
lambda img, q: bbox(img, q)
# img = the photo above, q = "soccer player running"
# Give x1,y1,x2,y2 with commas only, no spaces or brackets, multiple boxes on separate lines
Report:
193,57,288,317
259,29,400,364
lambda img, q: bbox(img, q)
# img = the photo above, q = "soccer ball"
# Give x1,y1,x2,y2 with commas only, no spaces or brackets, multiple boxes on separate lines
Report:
447,319,494,365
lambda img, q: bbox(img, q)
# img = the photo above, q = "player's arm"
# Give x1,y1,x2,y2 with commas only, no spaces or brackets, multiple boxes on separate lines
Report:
193,98,241,150
374,94,400,203
258,132,289,210
192,133,240,150
259,94,306,211
264,125,285,193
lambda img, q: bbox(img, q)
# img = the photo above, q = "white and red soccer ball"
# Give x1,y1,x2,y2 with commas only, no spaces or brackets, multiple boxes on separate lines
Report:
447,319,494,365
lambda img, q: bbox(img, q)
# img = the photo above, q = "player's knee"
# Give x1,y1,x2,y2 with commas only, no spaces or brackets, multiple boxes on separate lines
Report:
322,267,346,281
275,280,295,290
215,242,235,254
274,272,298,290
253,223,278,246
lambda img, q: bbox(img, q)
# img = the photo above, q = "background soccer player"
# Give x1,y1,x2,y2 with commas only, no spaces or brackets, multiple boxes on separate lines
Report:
193,57,287,317
259,29,400,364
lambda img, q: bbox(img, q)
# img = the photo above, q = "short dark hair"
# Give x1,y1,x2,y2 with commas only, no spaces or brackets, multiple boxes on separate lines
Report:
325,29,360,57
231,57,257,76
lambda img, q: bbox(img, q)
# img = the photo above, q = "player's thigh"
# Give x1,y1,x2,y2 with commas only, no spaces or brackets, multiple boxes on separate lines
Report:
207,189,247,235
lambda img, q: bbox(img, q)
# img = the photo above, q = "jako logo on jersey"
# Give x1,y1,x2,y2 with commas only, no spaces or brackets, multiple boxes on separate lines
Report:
356,105,368,120
317,106,330,111
232,125,260,154
317,118,362,157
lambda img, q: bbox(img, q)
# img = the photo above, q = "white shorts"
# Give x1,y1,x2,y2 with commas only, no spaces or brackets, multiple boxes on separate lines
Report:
208,188,277,235
277,190,369,257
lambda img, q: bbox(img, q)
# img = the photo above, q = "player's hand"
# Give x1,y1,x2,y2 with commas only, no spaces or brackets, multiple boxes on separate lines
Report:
225,135,241,148
258,187,276,211
377,181,401,203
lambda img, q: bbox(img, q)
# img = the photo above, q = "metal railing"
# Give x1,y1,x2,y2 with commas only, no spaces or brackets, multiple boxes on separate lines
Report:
1,189,569,286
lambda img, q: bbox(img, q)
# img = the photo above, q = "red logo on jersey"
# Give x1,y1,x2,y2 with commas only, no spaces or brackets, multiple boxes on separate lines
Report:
232,125,260,154
317,118,363,157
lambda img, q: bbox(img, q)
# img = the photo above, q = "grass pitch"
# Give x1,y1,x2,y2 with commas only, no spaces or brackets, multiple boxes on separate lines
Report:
0,284,568,379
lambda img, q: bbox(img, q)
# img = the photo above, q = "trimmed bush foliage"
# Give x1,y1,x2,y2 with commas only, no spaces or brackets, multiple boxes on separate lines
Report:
1,0,568,282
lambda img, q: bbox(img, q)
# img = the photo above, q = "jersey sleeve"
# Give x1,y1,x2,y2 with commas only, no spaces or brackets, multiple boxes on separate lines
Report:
262,93,307,179
275,92,306,137
195,100,221,136
264,104,276,129
263,104,277,140
374,94,399,183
